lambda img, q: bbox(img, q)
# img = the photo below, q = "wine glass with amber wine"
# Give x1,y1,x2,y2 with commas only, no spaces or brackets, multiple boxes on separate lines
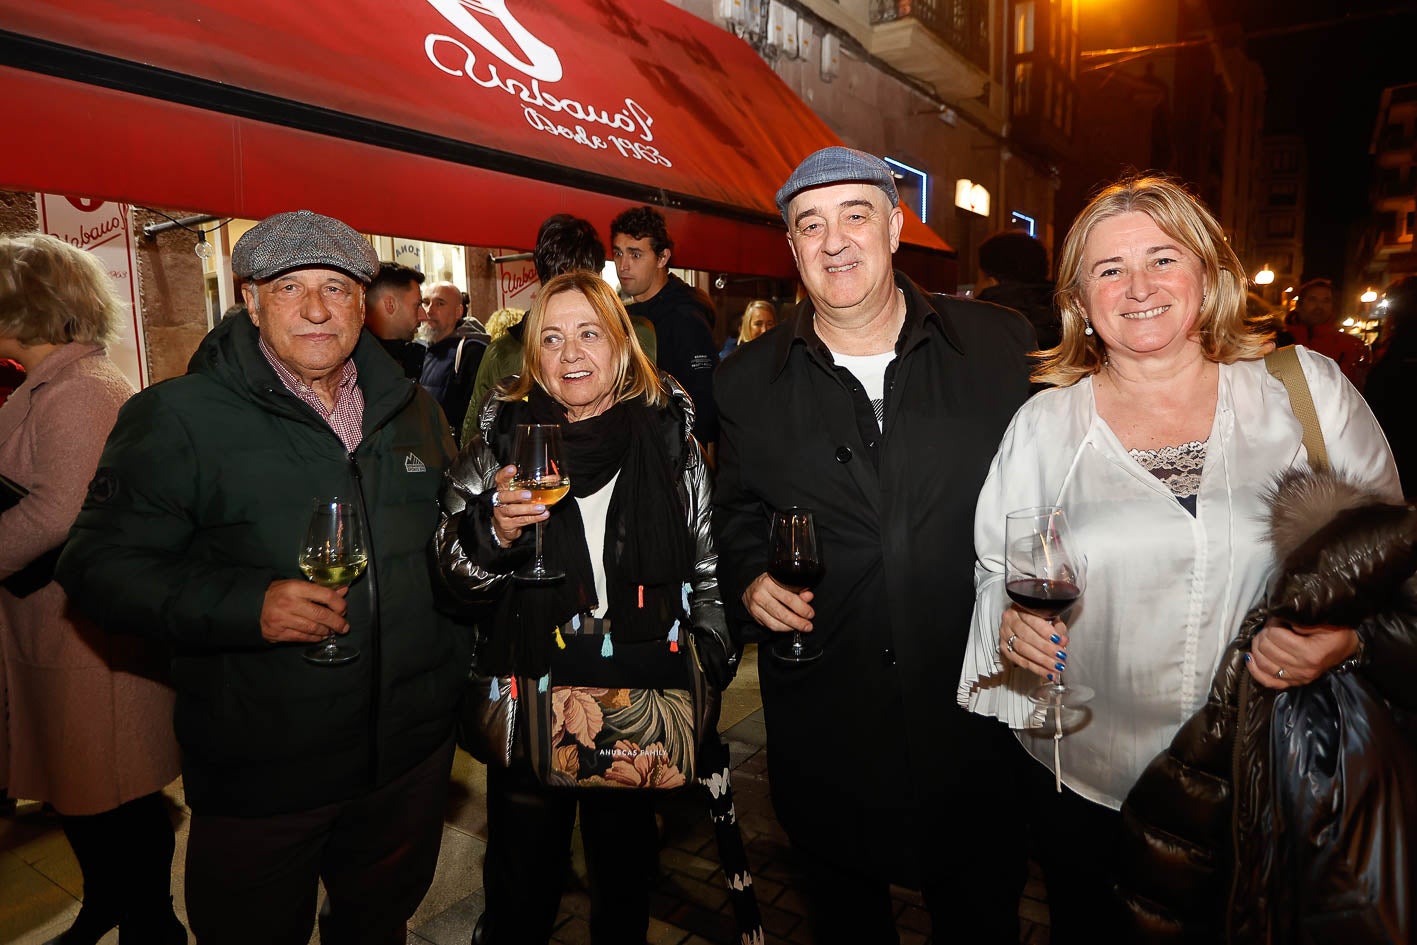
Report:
510,424,571,583
768,507,824,665
299,497,367,666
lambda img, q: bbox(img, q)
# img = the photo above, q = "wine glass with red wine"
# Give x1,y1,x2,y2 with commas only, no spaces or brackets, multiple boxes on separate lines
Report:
1004,506,1092,711
768,507,823,665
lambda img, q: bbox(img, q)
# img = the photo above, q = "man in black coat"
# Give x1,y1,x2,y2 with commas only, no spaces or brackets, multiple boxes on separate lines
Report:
610,205,720,452
713,147,1035,943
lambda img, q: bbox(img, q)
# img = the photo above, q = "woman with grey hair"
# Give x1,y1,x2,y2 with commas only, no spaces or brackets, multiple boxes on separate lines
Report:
0,233,184,944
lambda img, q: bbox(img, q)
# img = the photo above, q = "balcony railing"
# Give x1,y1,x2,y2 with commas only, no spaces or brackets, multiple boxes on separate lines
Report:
871,0,990,72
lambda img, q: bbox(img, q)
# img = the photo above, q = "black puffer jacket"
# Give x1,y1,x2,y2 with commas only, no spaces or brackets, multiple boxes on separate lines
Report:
1118,469,1417,944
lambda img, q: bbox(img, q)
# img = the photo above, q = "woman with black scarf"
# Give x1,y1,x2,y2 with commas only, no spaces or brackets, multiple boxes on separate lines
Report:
436,271,738,945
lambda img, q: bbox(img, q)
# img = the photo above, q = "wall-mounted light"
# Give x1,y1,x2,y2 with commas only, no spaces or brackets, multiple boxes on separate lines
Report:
820,32,839,81
1360,289,1378,303
955,179,990,217
1009,211,1036,236
1253,265,1275,286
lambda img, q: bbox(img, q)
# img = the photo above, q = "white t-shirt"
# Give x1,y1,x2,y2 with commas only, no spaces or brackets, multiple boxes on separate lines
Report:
576,470,620,618
828,349,894,430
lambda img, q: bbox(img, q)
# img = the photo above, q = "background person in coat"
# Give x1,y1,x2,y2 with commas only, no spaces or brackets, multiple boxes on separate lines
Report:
436,271,734,945
56,211,467,945
712,146,1036,943
0,234,184,945
958,176,1400,944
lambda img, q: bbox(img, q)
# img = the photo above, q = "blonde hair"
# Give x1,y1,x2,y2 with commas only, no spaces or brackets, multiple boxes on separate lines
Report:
499,271,664,407
0,233,125,346
737,300,777,344
1036,175,1270,387
484,306,525,342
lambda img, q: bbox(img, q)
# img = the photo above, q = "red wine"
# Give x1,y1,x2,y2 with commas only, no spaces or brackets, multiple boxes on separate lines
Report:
769,558,824,592
1006,579,1080,617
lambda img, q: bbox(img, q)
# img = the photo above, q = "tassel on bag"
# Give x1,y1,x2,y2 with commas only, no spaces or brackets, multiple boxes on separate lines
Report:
601,632,614,658
571,613,582,632
489,677,501,701
508,676,519,700
668,620,680,653
553,625,566,650
538,674,549,694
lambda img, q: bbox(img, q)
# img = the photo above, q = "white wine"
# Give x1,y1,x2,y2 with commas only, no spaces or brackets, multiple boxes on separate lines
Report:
299,554,368,588
512,478,570,507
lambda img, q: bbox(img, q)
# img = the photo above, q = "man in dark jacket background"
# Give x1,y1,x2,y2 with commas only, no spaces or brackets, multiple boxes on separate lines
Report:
365,260,427,379
610,205,719,452
713,148,1035,943
57,210,467,945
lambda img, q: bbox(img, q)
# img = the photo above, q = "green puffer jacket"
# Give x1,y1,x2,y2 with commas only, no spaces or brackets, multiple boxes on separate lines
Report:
56,315,470,817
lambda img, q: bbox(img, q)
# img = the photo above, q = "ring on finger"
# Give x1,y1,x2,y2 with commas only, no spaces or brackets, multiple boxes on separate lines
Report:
1006,634,1017,654
490,491,502,509
1276,667,1286,680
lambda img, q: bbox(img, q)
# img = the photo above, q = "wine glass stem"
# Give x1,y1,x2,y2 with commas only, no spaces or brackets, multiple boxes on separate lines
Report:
791,632,803,654
534,521,546,569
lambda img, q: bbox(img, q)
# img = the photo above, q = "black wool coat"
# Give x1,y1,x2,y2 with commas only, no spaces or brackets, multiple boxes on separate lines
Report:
712,272,1034,877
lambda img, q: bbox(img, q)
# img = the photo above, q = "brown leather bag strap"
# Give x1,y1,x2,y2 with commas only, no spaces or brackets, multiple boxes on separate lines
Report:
1264,345,1329,472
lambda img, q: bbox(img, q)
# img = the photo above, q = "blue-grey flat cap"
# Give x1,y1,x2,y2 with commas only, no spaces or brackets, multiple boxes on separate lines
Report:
232,210,379,283
775,146,900,222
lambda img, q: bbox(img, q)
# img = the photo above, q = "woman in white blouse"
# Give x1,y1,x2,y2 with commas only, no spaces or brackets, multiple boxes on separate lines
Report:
958,176,1400,944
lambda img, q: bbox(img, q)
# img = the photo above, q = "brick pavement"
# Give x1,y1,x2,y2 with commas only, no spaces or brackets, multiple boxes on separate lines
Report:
0,644,1052,945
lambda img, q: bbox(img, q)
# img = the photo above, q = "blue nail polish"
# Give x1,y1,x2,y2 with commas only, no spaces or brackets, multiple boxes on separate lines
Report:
1047,673,1054,681
1055,662,1066,671
1050,633,1061,645
1056,650,1067,661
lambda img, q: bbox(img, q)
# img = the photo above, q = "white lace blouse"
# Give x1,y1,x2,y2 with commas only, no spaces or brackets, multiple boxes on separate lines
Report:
958,347,1400,808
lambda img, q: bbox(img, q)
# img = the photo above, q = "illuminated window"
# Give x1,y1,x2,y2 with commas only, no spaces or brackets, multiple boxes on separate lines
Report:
1015,1,1035,54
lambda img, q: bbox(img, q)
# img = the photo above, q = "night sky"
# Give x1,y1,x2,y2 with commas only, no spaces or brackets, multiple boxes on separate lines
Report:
1223,0,1417,288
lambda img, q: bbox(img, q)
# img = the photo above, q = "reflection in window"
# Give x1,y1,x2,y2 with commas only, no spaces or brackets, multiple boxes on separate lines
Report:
1015,1,1035,54
1014,62,1033,116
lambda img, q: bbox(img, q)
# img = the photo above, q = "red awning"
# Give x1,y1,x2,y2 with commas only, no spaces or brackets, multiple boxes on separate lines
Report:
0,1,955,284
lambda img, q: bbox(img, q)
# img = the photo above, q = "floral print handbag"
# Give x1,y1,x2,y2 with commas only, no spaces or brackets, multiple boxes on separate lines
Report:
524,616,719,789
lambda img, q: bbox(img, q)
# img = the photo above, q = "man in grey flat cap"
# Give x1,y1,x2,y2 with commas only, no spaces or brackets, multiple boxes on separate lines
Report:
713,147,1036,942
58,210,468,945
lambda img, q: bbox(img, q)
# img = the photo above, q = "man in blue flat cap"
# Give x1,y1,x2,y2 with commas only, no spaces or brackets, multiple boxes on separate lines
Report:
713,147,1036,942
59,210,468,945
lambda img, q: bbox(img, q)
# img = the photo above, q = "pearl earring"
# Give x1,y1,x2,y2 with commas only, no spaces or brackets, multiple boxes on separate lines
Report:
1084,318,1094,336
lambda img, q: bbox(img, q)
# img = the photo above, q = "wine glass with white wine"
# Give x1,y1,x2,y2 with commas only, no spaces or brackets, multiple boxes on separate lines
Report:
510,424,571,583
299,497,368,666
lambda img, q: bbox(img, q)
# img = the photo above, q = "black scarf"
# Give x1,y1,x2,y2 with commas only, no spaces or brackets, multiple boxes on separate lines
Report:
484,388,693,677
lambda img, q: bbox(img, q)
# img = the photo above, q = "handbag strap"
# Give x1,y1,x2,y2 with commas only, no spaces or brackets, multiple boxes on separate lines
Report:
1264,345,1329,472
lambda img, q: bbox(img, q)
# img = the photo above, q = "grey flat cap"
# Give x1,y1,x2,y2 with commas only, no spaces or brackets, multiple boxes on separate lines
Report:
232,210,379,283
775,146,900,222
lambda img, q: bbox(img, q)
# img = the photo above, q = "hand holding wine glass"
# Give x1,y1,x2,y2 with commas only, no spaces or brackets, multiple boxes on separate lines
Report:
1003,506,1090,707
509,424,570,583
1004,505,1088,792
299,497,368,666
768,508,824,665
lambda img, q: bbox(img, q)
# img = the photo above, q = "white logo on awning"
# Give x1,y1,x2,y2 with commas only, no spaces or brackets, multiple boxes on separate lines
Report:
424,0,562,82
421,1,673,169
405,452,427,473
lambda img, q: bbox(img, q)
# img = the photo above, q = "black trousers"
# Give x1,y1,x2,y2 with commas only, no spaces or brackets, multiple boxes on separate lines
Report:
481,762,659,945
1018,750,1126,945
60,791,179,930
797,724,1032,945
184,737,454,945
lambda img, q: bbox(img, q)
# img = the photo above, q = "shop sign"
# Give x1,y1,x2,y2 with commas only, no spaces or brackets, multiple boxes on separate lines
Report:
35,194,148,389
422,0,672,169
498,253,539,310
